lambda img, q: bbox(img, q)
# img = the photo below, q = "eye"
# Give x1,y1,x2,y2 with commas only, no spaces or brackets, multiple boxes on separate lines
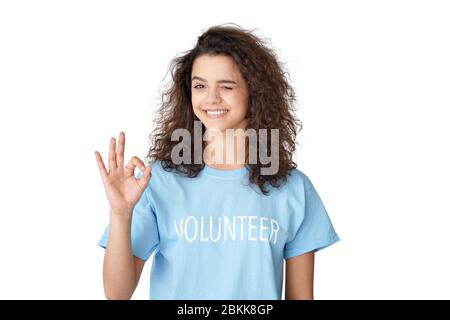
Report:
222,87,233,90
193,84,205,89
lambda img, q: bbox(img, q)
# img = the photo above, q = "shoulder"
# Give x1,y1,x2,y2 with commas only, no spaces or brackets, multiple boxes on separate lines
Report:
149,160,186,176
261,167,313,197
148,160,164,176
146,160,170,185
145,160,184,190
278,168,314,194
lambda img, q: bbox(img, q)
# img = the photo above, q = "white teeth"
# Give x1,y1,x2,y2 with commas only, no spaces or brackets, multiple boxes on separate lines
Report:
206,110,228,115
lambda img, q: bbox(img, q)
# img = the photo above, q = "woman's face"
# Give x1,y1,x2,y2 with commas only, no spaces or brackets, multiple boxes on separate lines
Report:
191,54,249,132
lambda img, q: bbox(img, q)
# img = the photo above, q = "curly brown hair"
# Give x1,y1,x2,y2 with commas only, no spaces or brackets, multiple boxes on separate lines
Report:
145,23,302,195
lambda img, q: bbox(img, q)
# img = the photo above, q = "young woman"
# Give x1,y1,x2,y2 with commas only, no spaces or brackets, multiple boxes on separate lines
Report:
95,24,339,300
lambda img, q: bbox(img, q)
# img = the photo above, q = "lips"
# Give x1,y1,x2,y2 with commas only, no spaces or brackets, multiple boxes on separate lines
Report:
202,109,229,119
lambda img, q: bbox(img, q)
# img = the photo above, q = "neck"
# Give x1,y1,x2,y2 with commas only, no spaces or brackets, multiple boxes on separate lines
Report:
203,122,249,170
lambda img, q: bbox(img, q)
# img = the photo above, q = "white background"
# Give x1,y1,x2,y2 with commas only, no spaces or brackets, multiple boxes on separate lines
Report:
0,0,449,299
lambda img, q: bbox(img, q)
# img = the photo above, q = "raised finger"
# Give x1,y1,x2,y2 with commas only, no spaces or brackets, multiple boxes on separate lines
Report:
108,137,117,171
94,151,108,179
116,132,125,167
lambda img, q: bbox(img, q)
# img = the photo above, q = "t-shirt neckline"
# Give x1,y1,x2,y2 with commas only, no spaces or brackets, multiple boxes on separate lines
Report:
202,164,248,179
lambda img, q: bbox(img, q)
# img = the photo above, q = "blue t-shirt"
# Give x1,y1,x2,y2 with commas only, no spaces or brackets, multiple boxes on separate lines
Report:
98,160,340,299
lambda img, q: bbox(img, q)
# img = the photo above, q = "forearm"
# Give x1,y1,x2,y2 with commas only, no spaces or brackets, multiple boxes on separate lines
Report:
285,287,314,300
285,252,315,300
103,210,136,299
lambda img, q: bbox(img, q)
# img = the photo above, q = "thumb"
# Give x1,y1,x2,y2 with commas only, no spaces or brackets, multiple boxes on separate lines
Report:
137,166,152,189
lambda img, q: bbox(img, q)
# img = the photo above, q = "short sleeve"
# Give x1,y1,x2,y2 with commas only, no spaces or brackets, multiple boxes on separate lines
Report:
284,176,340,259
98,171,159,261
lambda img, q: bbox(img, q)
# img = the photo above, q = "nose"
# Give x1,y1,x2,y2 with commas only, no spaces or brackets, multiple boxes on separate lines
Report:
205,87,221,104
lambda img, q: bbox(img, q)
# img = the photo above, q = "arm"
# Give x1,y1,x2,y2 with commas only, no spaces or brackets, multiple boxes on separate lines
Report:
95,132,152,300
285,251,315,300
103,210,146,300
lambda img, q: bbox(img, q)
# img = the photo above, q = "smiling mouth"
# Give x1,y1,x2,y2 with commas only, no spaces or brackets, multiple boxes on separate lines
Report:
202,109,229,118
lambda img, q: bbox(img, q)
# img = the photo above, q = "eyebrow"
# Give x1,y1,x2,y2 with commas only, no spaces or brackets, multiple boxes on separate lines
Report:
191,76,237,85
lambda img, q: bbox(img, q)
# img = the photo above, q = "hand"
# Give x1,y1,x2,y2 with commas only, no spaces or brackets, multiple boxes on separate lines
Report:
95,132,152,215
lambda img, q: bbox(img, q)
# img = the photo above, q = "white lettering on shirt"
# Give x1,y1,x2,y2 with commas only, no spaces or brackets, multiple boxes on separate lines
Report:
173,215,280,244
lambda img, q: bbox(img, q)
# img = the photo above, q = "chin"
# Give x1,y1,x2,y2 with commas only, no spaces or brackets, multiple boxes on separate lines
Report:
203,122,229,132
